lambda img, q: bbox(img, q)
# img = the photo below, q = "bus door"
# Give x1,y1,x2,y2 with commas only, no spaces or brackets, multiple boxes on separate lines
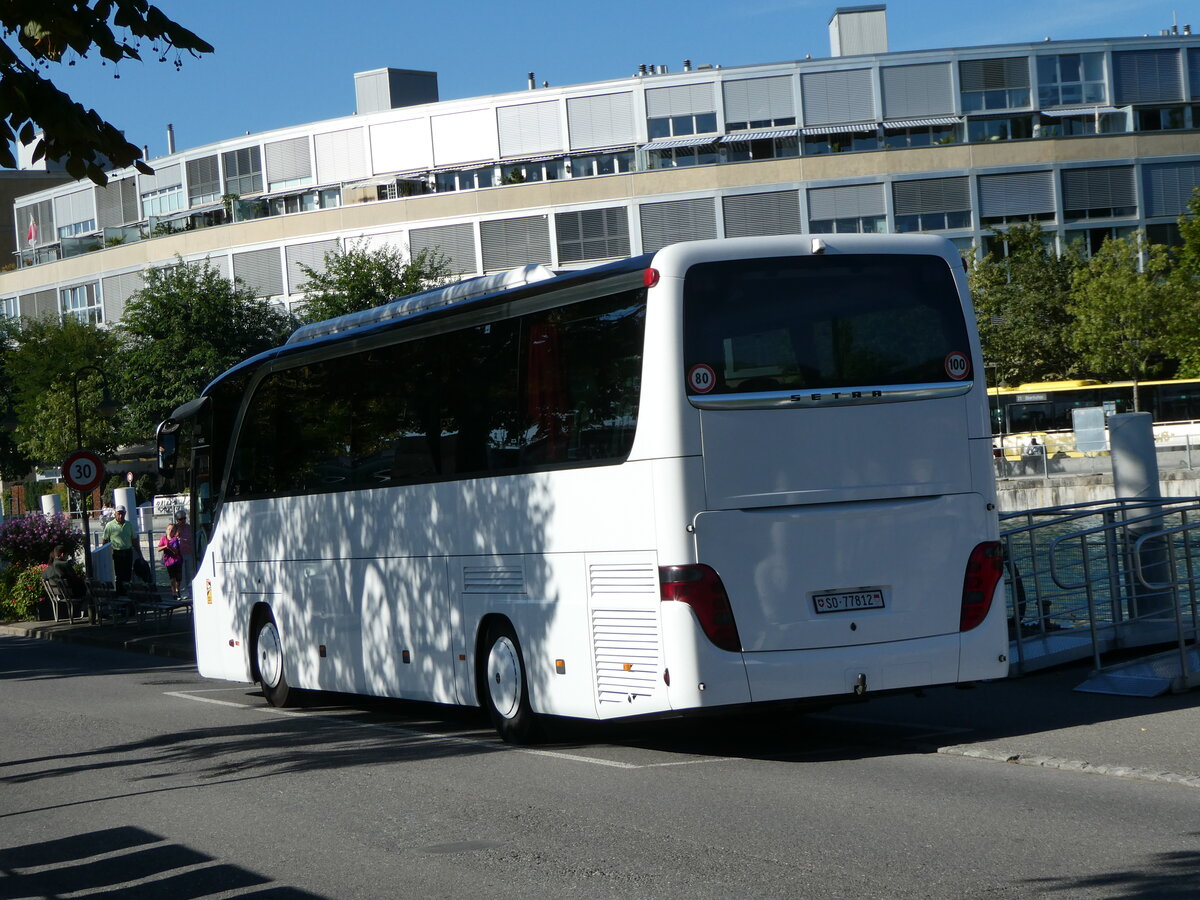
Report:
681,251,991,657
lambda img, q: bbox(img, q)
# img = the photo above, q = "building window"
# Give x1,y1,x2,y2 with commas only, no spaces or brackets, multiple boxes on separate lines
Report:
646,144,720,169
1037,112,1127,137
269,175,313,191
726,115,796,132
60,283,101,325
56,218,96,239
1037,53,1106,107
967,115,1034,142
375,178,430,200
1065,225,1136,257
555,207,630,262
141,185,184,217
187,155,221,206
895,210,971,233
647,112,718,140
882,123,959,148
223,147,263,196
980,211,1056,229
500,159,564,184
802,130,879,155
982,228,1055,257
568,151,634,177
960,57,1031,112
1135,106,1187,131
1146,222,1182,246
724,136,799,162
809,215,887,235
0,298,16,319
435,166,495,192
1064,204,1136,221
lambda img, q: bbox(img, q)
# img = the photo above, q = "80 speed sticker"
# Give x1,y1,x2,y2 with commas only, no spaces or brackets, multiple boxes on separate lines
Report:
688,363,716,394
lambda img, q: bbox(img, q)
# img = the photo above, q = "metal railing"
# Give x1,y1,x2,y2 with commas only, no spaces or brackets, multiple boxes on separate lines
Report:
995,432,1200,481
1001,497,1200,689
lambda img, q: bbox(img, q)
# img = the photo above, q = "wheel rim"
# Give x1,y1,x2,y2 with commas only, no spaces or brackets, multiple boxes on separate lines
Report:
486,635,522,720
258,621,283,689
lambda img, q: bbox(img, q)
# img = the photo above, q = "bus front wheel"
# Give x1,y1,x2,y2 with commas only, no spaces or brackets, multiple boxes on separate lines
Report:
482,620,540,744
255,612,295,708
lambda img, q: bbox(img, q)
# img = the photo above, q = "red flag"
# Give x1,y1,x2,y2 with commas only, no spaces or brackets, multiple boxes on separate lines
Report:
25,215,37,248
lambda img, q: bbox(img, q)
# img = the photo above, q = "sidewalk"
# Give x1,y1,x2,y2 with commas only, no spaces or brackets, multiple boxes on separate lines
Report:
0,614,196,662
2,615,1197,788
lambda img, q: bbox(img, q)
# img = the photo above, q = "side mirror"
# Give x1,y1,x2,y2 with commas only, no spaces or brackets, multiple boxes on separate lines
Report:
156,419,180,477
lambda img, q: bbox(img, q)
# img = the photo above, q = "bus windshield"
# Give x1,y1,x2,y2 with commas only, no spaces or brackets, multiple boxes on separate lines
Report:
682,254,970,396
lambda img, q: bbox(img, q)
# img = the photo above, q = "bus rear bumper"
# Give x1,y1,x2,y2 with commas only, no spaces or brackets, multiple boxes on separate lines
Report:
740,631,993,703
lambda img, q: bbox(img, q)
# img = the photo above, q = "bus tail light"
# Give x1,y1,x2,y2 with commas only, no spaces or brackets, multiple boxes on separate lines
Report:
644,267,660,288
660,564,742,652
961,542,1004,631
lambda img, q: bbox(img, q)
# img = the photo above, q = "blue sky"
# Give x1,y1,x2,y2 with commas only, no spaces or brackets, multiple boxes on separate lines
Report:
39,0,1197,161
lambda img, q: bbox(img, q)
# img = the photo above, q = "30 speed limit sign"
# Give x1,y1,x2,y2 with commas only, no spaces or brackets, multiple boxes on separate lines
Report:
62,449,106,493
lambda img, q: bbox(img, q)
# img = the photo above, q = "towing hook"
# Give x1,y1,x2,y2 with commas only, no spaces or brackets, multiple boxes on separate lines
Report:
853,672,867,696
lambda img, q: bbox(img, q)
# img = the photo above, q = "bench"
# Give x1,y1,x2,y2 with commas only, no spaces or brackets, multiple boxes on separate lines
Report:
128,585,192,629
41,575,93,624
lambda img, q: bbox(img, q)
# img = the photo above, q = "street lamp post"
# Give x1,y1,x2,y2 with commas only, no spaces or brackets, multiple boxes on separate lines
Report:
69,365,119,579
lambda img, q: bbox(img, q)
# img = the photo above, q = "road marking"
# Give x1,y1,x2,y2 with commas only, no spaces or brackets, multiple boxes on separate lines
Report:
164,690,734,769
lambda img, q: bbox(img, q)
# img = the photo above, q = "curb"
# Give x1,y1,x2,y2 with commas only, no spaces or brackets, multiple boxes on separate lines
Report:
0,622,195,663
939,743,1200,789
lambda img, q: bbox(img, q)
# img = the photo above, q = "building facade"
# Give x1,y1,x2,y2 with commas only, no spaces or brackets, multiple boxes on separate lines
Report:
3,7,1200,325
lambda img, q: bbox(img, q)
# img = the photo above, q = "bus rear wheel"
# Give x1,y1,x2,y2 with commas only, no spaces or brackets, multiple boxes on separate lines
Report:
482,620,540,744
255,612,296,708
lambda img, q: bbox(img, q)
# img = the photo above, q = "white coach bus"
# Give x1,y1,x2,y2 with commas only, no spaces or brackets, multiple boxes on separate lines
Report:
158,235,1008,742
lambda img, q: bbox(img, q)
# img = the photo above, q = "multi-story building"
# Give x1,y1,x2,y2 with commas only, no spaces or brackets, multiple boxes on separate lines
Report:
3,5,1199,325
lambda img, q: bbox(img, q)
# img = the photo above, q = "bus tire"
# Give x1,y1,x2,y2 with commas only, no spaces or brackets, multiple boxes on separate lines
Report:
482,619,540,744
254,611,296,708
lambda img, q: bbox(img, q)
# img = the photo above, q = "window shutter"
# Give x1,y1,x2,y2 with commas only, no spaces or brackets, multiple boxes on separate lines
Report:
53,189,96,229
497,101,563,158
314,128,368,183
233,247,284,298
555,207,630,262
138,163,181,193
645,83,716,117
1190,48,1200,98
1061,166,1135,212
411,222,478,276
959,57,1030,92
722,76,795,123
431,110,498,166
96,177,137,228
265,137,312,183
1143,161,1200,217
21,289,57,319
977,171,1055,217
892,177,970,216
800,69,876,125
285,239,340,294
480,215,551,272
808,183,885,221
639,197,717,251
881,63,955,118
370,119,433,173
187,155,220,203
1113,49,1183,103
101,270,144,321
567,92,637,150
722,191,801,238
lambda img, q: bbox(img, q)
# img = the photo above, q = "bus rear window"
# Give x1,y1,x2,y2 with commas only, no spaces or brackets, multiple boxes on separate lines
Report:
683,254,970,397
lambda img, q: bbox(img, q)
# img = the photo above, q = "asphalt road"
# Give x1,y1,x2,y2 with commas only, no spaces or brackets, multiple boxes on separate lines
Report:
2,634,1198,899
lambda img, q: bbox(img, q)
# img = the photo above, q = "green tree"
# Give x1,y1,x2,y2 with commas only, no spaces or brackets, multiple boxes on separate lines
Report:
4,315,124,465
297,243,453,324
1069,234,1188,409
967,223,1082,386
117,258,295,434
0,1,213,183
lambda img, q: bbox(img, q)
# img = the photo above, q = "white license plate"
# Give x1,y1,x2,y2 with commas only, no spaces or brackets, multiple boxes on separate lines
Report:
812,588,886,614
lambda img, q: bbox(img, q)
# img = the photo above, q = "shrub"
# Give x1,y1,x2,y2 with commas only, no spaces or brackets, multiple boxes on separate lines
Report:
0,563,48,621
0,513,82,568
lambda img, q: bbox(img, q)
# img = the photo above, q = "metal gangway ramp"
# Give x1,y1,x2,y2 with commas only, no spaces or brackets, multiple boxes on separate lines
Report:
1001,497,1200,697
